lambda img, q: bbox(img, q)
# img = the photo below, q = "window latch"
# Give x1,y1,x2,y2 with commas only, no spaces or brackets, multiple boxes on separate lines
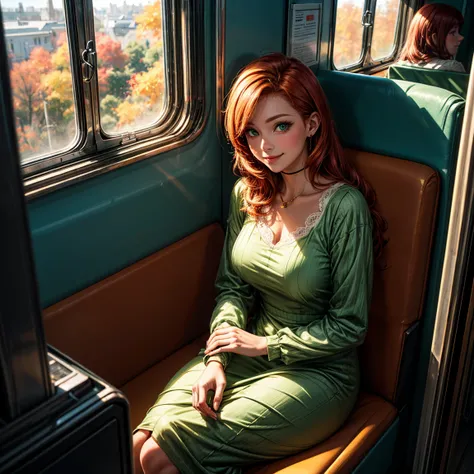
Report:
362,10,373,27
81,40,96,83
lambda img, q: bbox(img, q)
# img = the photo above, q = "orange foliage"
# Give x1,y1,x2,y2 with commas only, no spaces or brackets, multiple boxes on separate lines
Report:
135,0,162,40
116,100,143,127
52,42,71,71
29,47,53,74
372,0,400,59
334,0,400,68
98,66,112,95
96,33,129,69
129,61,165,105
16,124,42,154
10,60,45,126
334,2,364,68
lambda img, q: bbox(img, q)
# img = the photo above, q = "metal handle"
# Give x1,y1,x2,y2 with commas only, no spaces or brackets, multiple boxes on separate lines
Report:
81,40,96,83
362,10,373,27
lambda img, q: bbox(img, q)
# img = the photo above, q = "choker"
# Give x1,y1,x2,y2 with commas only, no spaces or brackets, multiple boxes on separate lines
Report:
281,166,307,175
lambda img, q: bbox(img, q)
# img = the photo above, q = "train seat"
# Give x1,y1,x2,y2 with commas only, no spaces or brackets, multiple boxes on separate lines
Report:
387,63,468,98
43,146,438,473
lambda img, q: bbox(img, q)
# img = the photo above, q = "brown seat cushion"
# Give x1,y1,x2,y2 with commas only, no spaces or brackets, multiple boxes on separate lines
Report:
44,224,224,387
122,336,397,474
348,150,439,402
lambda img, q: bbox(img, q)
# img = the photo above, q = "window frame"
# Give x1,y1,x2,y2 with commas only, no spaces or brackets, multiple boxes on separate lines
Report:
21,0,206,199
330,0,413,74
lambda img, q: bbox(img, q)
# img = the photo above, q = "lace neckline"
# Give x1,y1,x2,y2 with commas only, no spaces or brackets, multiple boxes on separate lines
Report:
256,182,345,248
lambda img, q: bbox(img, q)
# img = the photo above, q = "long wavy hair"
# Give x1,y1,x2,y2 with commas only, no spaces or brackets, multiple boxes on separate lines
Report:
400,3,464,63
224,53,386,258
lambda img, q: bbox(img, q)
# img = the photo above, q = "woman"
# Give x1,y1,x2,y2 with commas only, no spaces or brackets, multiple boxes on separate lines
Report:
133,53,385,473
398,3,465,72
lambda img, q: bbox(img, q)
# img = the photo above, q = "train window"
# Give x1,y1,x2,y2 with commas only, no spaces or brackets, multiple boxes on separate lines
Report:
4,1,78,166
1,0,205,197
333,0,403,71
94,2,165,136
333,0,365,69
371,0,401,60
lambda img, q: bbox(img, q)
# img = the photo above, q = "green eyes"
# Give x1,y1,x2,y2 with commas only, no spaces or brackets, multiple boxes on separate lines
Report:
245,122,292,137
275,122,290,132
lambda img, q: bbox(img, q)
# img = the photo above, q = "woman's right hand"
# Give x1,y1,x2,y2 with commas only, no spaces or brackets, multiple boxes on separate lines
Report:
192,361,226,420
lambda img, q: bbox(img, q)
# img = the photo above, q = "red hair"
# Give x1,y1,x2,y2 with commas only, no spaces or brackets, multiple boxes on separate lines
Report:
400,3,464,63
224,53,386,258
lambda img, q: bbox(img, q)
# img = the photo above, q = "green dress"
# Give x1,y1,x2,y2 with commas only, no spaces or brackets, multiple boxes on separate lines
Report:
135,180,374,473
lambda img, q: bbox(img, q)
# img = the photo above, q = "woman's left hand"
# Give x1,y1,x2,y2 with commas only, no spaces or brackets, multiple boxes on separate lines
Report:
204,326,268,357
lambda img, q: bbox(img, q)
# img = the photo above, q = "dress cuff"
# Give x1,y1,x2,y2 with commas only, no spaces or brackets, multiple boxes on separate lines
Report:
203,353,230,370
266,335,281,361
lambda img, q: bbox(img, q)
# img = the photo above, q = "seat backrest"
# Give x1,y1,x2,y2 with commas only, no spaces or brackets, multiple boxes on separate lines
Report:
316,71,462,404
347,149,439,402
388,64,468,98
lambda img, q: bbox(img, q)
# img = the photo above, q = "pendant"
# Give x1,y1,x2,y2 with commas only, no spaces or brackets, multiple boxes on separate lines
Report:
280,202,288,209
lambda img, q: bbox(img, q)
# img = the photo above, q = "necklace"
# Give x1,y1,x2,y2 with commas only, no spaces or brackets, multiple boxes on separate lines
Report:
279,185,306,209
281,166,307,175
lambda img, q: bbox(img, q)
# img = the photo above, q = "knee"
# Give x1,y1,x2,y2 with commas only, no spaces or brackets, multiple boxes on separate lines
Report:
140,437,171,473
133,430,150,452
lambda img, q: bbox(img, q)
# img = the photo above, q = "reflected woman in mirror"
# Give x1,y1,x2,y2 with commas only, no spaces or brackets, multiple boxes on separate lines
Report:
398,3,465,73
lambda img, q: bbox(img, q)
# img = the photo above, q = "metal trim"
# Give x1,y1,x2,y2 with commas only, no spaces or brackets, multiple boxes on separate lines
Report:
413,59,474,474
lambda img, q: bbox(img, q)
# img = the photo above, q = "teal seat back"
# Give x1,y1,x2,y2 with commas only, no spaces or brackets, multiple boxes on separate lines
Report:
387,64,468,98
316,68,464,406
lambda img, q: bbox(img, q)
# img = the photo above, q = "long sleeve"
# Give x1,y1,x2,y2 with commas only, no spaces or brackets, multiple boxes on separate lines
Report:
266,191,374,365
203,180,255,369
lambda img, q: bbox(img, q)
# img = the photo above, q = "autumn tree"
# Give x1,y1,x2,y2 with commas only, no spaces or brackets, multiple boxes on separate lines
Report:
10,60,45,127
143,44,161,69
136,0,162,40
333,2,364,68
16,123,42,155
107,69,131,98
96,33,128,70
51,42,71,71
129,61,165,106
41,69,75,128
100,94,120,121
126,41,148,73
333,0,400,68
116,99,143,127
372,0,400,59
29,47,53,74
98,66,111,96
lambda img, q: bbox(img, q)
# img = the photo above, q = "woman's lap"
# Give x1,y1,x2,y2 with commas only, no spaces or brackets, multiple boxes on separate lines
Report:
135,352,359,473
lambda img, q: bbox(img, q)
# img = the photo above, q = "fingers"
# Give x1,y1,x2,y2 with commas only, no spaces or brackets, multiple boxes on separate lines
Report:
213,380,226,411
207,327,238,347
192,383,217,420
205,336,236,355
198,385,217,420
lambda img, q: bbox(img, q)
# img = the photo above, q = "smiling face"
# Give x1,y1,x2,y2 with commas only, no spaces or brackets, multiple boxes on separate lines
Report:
445,25,463,57
244,94,319,174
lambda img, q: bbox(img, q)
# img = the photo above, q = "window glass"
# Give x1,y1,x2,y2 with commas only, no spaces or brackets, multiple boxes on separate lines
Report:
333,0,365,69
94,0,166,136
372,0,401,60
1,0,77,164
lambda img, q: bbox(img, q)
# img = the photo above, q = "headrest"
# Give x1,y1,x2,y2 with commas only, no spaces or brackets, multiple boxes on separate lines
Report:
388,64,468,98
317,70,464,175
